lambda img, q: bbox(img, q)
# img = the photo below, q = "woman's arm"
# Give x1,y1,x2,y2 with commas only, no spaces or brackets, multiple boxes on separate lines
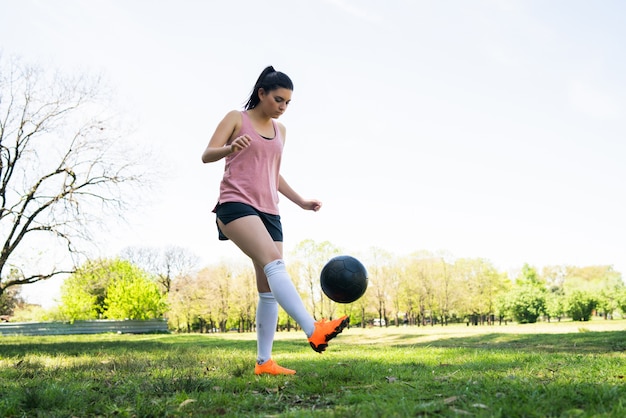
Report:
278,175,322,212
277,123,322,211
201,110,250,163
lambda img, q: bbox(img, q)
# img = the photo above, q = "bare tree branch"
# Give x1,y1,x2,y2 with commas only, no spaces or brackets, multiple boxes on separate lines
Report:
120,246,200,294
0,55,148,297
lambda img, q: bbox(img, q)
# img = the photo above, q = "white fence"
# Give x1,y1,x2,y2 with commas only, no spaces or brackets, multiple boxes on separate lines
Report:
0,319,169,336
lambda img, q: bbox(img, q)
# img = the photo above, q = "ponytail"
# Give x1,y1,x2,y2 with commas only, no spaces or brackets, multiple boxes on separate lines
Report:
244,66,294,110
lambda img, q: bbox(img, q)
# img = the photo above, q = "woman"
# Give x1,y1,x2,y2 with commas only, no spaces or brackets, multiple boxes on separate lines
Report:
201,66,349,375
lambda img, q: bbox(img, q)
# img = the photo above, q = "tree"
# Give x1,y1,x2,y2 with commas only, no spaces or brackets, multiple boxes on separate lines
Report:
517,264,545,288
196,264,232,332
0,281,22,316
120,246,200,293
366,247,395,327
453,258,508,325
104,269,167,320
59,259,117,320
544,291,566,322
507,285,546,323
503,264,547,324
168,274,205,332
565,290,597,321
289,239,341,320
0,55,145,299
617,289,626,317
414,254,441,326
59,258,164,321
433,252,460,326
542,265,567,294
563,265,624,319
229,267,257,332
397,254,423,326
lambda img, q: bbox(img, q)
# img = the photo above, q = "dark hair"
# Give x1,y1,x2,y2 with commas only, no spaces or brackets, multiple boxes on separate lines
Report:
244,66,294,110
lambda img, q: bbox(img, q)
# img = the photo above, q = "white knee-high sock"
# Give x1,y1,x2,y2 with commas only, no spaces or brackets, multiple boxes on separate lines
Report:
263,259,316,337
256,292,278,365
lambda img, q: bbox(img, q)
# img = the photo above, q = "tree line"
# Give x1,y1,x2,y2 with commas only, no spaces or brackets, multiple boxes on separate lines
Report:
6,241,626,331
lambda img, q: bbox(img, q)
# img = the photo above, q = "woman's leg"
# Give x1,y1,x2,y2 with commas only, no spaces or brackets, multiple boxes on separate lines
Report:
254,261,277,365
218,215,315,336
256,291,278,364
219,215,349,355
217,215,281,267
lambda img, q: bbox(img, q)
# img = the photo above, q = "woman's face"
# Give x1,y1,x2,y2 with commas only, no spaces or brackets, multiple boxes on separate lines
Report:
259,87,292,118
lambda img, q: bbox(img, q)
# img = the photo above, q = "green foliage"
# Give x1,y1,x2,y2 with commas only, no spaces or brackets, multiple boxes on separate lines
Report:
0,285,22,316
506,285,546,323
59,258,166,321
452,257,510,322
596,287,620,318
564,265,623,292
59,286,99,321
162,243,625,331
618,289,626,316
167,264,250,333
104,273,167,320
59,259,117,320
517,263,545,288
48,245,626,328
545,291,566,320
6,304,62,322
566,290,598,321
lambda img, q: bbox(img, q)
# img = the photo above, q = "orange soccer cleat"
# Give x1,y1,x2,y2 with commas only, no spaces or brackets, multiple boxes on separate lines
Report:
308,315,350,353
254,359,296,375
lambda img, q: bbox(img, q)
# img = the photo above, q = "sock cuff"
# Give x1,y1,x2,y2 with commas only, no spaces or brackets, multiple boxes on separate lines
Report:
258,292,276,304
263,259,286,275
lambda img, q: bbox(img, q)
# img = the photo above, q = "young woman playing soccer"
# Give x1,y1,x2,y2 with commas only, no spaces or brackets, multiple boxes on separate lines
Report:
201,66,349,375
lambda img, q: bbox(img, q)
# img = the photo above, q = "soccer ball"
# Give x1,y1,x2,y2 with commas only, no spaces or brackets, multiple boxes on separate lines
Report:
320,255,368,303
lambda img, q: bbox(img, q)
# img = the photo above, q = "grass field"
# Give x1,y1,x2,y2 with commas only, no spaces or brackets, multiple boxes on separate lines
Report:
1,320,625,417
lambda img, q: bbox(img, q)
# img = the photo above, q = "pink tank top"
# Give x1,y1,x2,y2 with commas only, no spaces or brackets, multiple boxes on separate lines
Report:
217,111,283,214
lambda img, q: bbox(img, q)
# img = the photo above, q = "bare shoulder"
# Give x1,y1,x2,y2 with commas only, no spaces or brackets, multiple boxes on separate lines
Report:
277,121,287,140
208,110,243,148
223,109,243,126
218,110,243,139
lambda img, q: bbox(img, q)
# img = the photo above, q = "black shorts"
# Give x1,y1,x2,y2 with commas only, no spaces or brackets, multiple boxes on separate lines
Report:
214,202,283,242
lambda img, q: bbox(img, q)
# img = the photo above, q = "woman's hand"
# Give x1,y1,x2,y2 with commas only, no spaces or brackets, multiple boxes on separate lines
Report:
229,134,252,153
301,199,322,212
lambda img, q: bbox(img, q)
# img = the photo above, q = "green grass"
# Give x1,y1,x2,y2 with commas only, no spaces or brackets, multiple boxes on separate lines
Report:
1,321,625,417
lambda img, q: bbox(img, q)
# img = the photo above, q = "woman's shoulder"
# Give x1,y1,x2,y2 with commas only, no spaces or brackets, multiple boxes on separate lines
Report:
220,109,244,130
224,109,244,120
276,121,287,140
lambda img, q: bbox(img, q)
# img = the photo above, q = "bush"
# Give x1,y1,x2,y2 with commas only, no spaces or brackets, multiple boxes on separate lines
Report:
566,291,597,321
507,286,546,324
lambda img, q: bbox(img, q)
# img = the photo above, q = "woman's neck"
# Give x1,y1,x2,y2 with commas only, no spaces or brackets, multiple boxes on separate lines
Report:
247,107,272,123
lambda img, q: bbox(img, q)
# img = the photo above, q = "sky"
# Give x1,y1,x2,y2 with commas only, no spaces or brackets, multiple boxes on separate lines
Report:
1,0,625,308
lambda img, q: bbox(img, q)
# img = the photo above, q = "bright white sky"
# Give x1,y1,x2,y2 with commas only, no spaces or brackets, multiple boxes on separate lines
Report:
1,0,625,307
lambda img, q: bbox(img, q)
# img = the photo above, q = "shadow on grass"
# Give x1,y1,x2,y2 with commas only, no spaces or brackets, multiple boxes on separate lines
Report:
0,334,256,358
396,330,626,353
332,328,626,354
422,330,626,353
2,329,625,359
